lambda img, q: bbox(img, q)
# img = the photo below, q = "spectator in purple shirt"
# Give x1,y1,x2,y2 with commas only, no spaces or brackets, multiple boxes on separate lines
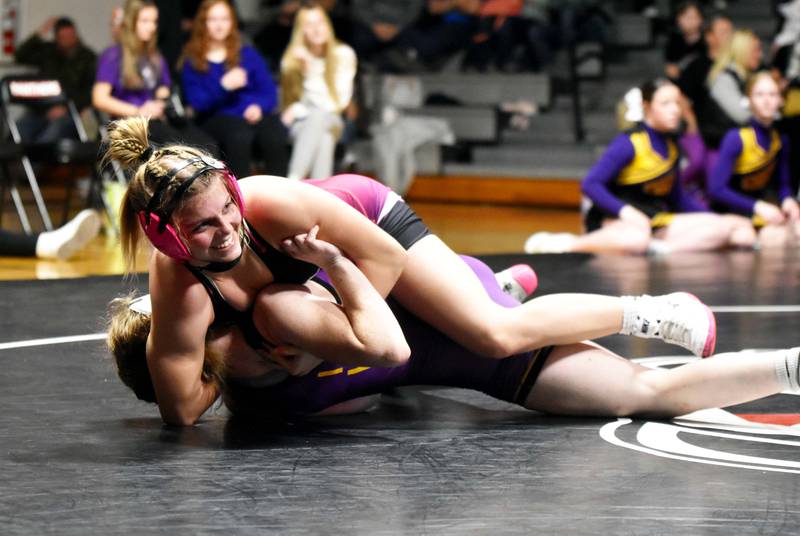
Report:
92,0,216,150
524,78,755,255
180,0,289,179
708,72,800,247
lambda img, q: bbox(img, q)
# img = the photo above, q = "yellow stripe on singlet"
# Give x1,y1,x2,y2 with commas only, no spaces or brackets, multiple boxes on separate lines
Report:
513,348,544,402
347,367,370,375
318,367,344,378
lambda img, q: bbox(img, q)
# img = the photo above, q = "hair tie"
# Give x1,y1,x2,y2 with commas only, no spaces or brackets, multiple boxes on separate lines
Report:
139,145,154,163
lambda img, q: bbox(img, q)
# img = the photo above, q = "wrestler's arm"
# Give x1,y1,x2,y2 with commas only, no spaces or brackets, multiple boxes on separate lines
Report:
147,254,219,426
252,228,410,367
239,176,406,298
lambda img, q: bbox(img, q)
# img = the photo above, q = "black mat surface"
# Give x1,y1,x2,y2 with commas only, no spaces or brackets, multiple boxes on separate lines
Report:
1,251,799,534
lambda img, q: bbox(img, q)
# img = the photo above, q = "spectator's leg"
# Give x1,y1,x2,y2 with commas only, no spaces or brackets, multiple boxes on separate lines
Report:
200,115,255,179
253,113,290,176
287,110,341,180
15,112,47,143
36,114,79,143
0,229,38,257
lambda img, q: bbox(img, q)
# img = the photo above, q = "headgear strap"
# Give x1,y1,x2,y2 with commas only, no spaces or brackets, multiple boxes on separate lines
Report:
144,156,225,230
139,145,154,162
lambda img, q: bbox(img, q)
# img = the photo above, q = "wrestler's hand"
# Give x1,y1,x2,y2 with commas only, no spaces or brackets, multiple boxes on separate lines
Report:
281,225,343,270
755,200,786,225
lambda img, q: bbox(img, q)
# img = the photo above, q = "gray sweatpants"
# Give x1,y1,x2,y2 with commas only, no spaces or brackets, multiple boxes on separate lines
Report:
288,108,343,180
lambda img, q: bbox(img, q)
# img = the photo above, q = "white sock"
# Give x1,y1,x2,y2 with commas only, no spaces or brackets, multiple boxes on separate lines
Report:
773,347,800,393
619,295,654,336
35,209,102,260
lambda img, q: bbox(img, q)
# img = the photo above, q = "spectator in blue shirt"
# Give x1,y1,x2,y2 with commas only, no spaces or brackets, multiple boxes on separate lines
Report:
180,0,289,178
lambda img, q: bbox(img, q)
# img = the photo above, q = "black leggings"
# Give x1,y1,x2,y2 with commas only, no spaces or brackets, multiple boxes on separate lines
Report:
0,229,37,257
200,113,290,178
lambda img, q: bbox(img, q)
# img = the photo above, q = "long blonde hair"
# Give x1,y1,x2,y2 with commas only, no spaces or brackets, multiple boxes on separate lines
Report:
119,0,162,90
107,293,226,403
280,5,344,111
101,116,233,273
708,29,759,86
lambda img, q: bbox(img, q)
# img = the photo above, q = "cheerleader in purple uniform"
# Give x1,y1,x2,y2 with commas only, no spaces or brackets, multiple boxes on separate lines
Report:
524,79,755,255
707,72,800,247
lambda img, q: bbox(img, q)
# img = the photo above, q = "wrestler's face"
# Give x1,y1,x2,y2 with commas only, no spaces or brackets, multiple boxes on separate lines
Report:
302,8,330,50
175,177,243,264
749,76,782,123
135,6,158,44
645,84,682,132
206,2,233,42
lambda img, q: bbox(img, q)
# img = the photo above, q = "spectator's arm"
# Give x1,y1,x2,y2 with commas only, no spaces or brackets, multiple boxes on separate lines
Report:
580,134,635,216
777,134,794,203
709,73,751,124
706,129,757,214
668,169,708,212
243,48,279,113
92,81,139,117
333,45,357,112
180,62,230,114
13,35,47,66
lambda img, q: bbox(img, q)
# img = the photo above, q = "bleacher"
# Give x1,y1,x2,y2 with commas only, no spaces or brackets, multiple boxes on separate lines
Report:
343,0,776,208
0,0,780,216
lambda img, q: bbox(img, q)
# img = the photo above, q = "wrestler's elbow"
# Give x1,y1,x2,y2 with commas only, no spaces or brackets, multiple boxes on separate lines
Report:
159,403,201,427
376,338,411,367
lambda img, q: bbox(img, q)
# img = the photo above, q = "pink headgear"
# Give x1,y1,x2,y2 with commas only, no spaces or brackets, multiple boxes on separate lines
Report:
137,155,244,261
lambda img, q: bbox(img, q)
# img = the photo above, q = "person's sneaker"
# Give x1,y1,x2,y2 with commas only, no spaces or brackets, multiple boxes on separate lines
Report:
523,232,576,254
635,292,717,357
36,208,102,260
495,264,538,302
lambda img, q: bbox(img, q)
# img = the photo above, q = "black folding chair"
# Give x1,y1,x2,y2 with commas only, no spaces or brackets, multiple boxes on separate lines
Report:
0,141,34,232
0,75,108,231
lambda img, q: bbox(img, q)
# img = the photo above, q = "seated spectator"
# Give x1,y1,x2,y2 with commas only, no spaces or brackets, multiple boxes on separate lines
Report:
707,72,800,247
92,0,217,150
255,0,351,67
13,17,96,142
700,29,761,173
677,13,733,115
280,4,356,180
349,0,424,66
664,1,706,81
524,79,755,255
0,209,101,260
619,84,706,201
461,0,524,72
180,0,289,178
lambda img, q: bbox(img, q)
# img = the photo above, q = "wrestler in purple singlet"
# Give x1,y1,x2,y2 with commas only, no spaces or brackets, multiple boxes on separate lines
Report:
226,255,550,418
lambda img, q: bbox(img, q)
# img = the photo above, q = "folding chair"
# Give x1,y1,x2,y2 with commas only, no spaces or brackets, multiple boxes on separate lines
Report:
0,75,108,231
0,141,34,233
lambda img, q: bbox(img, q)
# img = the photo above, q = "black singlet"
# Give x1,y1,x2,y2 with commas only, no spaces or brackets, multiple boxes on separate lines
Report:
184,220,319,351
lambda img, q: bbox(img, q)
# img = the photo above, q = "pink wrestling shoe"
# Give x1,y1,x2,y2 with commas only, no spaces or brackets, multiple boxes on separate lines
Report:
495,264,538,302
628,292,717,357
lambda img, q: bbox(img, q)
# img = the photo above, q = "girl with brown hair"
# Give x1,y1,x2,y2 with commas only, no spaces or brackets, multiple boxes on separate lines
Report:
92,0,216,149
180,0,289,178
